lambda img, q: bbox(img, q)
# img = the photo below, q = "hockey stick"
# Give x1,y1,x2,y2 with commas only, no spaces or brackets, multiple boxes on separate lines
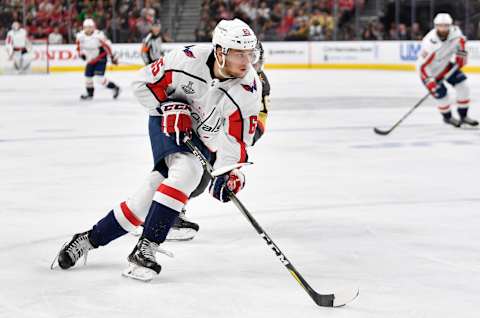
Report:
373,65,459,136
183,137,359,307
373,93,430,135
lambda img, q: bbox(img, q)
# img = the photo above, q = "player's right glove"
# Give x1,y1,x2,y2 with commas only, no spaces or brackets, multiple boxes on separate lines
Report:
158,101,192,146
209,169,245,202
423,77,438,95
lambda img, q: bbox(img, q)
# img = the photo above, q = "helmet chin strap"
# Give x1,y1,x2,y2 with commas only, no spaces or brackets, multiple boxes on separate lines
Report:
214,48,234,79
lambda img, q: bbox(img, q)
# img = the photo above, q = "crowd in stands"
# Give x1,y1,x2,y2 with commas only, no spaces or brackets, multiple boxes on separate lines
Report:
1,0,479,43
0,0,168,43
197,0,360,41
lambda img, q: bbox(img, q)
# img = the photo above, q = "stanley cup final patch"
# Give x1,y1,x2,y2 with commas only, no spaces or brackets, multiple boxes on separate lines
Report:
181,81,195,95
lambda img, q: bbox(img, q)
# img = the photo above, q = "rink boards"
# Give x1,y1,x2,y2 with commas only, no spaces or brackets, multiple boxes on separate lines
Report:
3,41,480,73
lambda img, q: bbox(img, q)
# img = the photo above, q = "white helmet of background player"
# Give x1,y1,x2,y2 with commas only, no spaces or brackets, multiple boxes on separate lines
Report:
83,18,96,35
12,21,20,31
434,13,453,40
212,19,259,75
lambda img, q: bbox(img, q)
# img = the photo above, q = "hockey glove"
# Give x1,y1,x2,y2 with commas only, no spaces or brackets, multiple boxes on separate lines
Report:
111,55,119,65
423,77,438,95
209,169,245,202
455,50,468,69
159,101,192,145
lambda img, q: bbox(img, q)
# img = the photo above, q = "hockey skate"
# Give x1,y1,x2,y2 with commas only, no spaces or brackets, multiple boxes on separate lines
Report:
460,116,479,127
52,231,95,270
442,112,461,127
166,209,199,241
122,237,162,282
80,94,93,100
113,86,121,99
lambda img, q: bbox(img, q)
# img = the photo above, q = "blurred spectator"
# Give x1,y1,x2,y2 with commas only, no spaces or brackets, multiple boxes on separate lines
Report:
48,25,63,44
410,22,423,40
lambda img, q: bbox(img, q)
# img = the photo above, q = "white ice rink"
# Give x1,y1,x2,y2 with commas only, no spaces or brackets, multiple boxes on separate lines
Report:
1,69,479,318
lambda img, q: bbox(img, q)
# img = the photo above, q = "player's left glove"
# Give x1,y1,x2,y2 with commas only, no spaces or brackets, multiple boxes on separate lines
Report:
209,169,245,202
455,50,468,69
111,55,119,65
158,101,192,146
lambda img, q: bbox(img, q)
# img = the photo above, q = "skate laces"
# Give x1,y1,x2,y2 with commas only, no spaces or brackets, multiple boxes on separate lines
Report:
50,233,93,269
139,238,175,259
139,238,159,262
65,234,93,265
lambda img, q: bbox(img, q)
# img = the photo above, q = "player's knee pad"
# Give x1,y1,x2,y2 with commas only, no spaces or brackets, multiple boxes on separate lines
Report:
436,95,451,113
13,53,22,70
21,53,32,70
113,171,165,232
455,80,470,103
95,76,108,86
152,152,203,211
85,77,94,88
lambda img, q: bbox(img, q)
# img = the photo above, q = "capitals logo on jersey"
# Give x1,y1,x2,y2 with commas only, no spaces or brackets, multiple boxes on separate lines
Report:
183,46,196,58
241,79,257,93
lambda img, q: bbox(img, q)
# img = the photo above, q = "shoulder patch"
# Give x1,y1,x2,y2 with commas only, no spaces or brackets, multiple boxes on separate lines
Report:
241,79,257,93
183,45,196,58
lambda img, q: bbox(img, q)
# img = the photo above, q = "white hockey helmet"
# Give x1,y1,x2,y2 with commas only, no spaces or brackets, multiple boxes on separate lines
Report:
83,18,96,28
212,19,258,52
12,21,20,30
434,13,453,26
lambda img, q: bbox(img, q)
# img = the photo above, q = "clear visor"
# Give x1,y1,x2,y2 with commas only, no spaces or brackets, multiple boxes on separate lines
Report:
224,48,260,65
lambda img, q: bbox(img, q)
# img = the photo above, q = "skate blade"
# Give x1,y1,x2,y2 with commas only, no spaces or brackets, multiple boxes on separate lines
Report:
166,228,197,241
122,263,158,282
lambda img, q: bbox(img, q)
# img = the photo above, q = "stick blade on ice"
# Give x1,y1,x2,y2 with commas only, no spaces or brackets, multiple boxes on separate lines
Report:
332,288,360,307
373,127,391,135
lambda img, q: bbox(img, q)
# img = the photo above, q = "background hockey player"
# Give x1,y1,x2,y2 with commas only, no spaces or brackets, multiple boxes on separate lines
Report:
76,18,120,100
417,13,478,127
168,40,272,241
140,21,167,65
53,19,262,282
5,21,32,73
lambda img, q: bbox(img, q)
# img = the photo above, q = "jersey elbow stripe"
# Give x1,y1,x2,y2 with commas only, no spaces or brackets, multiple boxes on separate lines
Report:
147,71,173,102
420,52,436,78
228,110,247,163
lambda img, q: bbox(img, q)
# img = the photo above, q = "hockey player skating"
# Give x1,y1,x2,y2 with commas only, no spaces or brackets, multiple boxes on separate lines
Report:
76,18,121,100
5,21,32,74
418,13,478,127
167,40,271,241
53,19,262,281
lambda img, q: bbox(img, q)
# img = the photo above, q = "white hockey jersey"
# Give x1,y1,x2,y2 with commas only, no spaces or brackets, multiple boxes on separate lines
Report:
76,30,113,63
5,28,29,56
417,26,466,80
132,45,262,170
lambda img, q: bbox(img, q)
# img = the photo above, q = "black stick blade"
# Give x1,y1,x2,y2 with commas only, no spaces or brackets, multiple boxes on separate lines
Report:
373,127,391,136
313,288,359,307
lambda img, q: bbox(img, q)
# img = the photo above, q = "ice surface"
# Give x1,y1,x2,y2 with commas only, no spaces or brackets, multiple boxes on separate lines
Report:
0,69,479,318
